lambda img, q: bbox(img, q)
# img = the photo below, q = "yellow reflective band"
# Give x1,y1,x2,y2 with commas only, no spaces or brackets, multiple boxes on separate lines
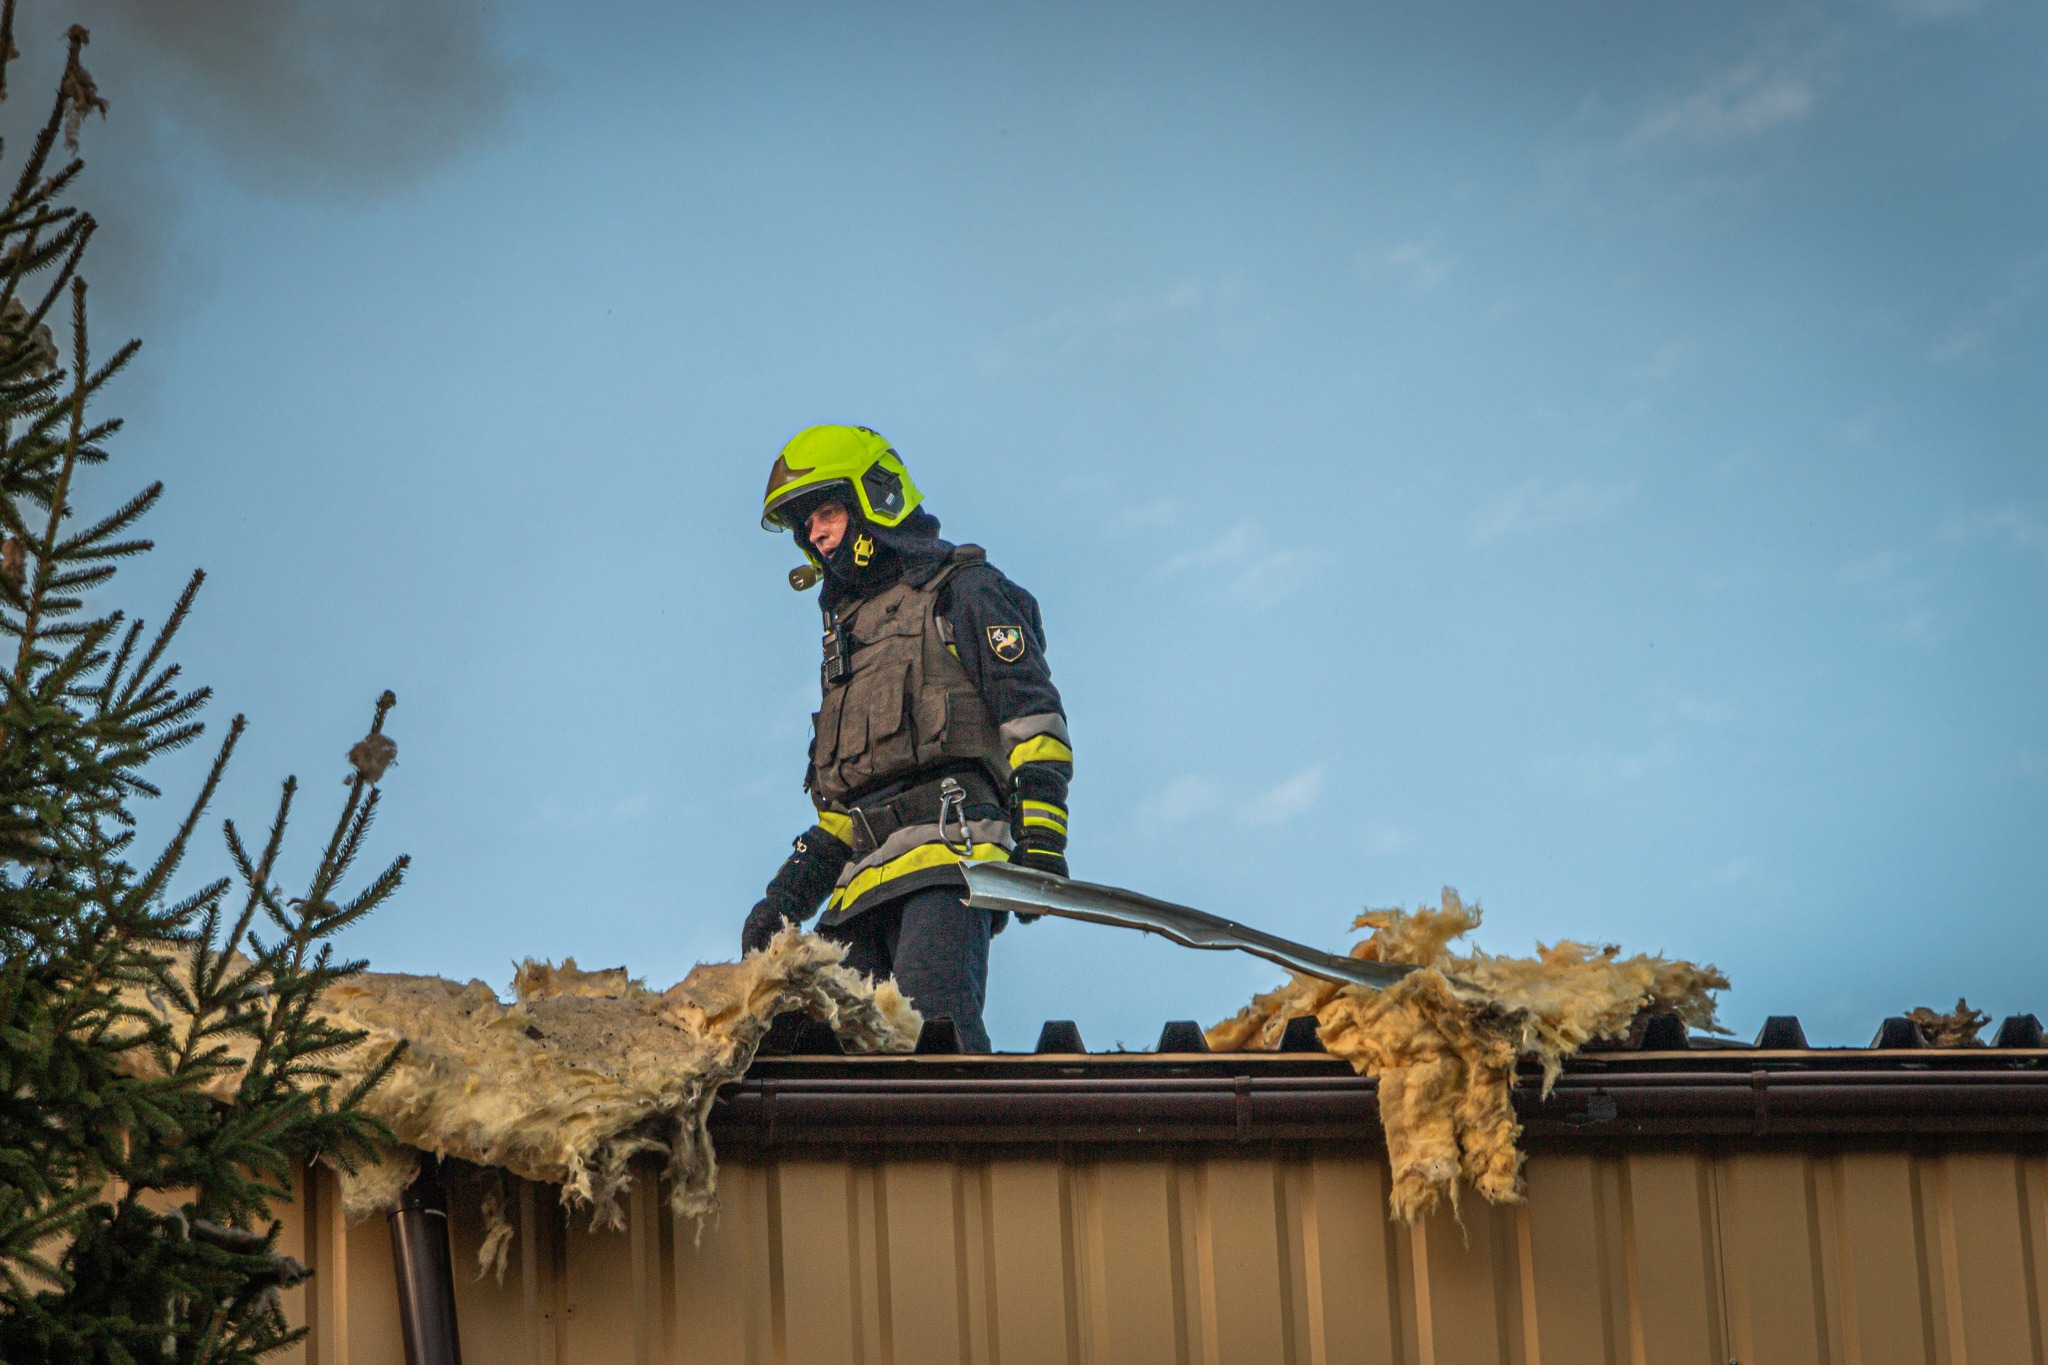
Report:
1008,735,1074,768
829,840,1011,910
816,810,854,844
1020,799,1067,836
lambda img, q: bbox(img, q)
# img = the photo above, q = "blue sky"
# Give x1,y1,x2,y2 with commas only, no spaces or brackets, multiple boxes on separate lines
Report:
37,0,2046,1048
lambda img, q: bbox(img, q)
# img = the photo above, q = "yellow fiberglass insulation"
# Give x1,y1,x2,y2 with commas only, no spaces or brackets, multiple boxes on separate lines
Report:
1205,889,1728,1223
1905,998,1989,1047
121,927,919,1244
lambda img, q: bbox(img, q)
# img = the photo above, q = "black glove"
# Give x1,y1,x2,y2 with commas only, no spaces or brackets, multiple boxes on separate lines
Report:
1011,834,1068,881
741,824,852,955
742,899,796,955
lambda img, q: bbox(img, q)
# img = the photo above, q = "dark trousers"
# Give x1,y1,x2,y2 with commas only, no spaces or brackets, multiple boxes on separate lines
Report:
819,885,993,1053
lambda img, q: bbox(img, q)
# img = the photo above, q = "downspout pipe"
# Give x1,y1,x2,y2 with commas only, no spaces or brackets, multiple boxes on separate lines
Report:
388,1156,463,1365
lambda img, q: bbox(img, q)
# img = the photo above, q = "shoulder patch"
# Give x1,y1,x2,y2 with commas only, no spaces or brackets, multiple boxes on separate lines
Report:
985,624,1027,663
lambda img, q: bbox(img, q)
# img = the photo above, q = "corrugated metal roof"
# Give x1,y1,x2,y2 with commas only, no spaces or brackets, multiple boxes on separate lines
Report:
281,1025,2048,1364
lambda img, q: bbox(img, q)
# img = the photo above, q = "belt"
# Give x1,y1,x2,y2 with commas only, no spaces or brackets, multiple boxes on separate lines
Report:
843,770,1006,860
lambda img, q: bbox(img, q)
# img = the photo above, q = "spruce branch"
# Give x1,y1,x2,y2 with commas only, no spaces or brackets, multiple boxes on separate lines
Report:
1,30,409,1362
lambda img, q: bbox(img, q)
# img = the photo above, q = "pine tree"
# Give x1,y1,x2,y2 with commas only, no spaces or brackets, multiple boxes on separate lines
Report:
0,17,406,1363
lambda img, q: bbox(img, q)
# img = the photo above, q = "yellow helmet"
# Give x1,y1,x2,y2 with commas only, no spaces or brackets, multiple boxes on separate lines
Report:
761,424,923,533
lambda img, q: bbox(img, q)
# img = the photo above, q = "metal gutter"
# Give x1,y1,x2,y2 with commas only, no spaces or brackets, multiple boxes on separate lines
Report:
710,1052,2048,1149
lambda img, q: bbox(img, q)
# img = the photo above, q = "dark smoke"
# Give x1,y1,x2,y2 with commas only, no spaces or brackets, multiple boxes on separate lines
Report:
3,0,533,323
84,0,532,197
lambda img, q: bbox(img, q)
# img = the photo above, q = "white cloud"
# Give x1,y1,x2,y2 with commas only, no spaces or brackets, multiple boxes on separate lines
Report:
1890,0,1980,20
1930,252,2047,366
1668,692,1734,726
529,791,656,830
979,281,1207,374
1157,521,1325,608
1104,496,1186,536
1630,341,1687,383
736,773,780,799
1571,739,1676,794
1360,825,1417,858
1227,547,1322,607
1837,410,1883,448
1629,60,1817,150
1706,859,1752,886
1929,325,1990,365
1161,522,1260,573
1244,767,1325,828
1377,241,1454,295
1941,505,2048,564
1138,775,1224,831
1838,552,1938,643
1831,507,2043,648
1139,767,1329,833
1466,479,1635,548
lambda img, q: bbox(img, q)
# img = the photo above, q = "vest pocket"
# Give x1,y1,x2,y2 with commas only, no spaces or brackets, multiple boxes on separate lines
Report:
810,698,842,773
841,658,910,760
869,691,918,772
941,689,997,758
851,592,924,646
914,687,949,758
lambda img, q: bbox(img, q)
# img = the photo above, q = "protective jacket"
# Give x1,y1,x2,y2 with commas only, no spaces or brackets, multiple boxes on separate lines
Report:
756,539,1072,930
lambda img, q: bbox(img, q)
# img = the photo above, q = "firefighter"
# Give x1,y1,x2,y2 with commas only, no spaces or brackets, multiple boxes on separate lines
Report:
741,424,1071,1053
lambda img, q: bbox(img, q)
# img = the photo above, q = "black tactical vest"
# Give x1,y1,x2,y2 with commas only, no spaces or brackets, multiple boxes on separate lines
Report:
808,547,1007,806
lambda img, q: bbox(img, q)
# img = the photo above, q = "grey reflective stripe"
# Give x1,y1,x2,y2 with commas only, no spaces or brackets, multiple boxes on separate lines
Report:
832,817,1017,888
998,712,1070,751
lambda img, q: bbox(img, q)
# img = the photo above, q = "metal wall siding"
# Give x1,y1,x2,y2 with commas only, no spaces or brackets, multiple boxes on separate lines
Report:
297,1144,2048,1365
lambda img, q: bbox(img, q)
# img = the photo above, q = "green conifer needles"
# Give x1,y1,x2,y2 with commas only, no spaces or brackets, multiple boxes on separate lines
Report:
0,17,406,1363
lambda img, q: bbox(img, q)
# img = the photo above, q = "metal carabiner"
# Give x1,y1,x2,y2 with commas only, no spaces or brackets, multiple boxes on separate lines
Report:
936,777,975,856
850,806,880,859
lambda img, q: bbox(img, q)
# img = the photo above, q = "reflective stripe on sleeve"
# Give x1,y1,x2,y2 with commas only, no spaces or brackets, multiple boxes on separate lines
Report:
1020,799,1068,835
1008,734,1074,768
998,712,1070,750
816,810,855,844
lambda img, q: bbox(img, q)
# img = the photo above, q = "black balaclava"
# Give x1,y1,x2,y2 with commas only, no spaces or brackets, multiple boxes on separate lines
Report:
795,492,953,611
818,503,903,599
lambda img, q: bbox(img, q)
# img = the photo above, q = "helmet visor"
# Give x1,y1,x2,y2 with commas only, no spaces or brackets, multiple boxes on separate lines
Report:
762,480,853,533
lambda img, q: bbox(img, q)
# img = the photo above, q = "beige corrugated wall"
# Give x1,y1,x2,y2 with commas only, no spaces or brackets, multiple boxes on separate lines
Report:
292,1143,2048,1365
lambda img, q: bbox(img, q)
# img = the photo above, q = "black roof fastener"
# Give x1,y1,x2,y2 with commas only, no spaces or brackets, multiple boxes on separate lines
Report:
1278,1015,1326,1053
1035,1020,1086,1054
914,1017,962,1055
1992,1013,2045,1049
1640,1013,1690,1051
1871,1017,1929,1049
790,1018,846,1056
1755,1015,1809,1050
1156,1020,1211,1054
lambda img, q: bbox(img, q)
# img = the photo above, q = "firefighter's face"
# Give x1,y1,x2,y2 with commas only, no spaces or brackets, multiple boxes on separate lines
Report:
806,502,851,555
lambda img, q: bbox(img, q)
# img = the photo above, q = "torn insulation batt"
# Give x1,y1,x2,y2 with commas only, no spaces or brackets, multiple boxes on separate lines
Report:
122,927,920,1265
1206,889,1729,1223
117,893,1732,1264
